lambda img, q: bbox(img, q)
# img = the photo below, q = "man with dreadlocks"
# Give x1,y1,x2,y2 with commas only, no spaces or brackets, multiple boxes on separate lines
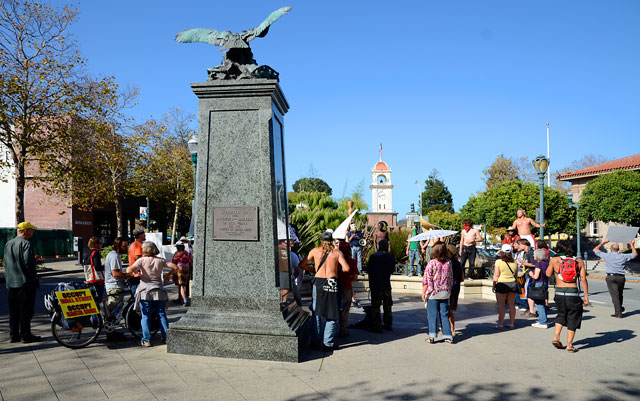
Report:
299,231,351,352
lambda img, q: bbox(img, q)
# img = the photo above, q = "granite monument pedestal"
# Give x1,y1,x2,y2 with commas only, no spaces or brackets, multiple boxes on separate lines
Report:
167,79,309,362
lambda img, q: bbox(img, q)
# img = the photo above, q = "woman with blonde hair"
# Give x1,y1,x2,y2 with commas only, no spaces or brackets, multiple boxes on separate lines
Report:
127,241,177,347
492,244,519,329
422,243,454,344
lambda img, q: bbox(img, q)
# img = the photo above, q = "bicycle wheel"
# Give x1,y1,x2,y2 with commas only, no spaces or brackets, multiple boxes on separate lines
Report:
51,312,102,349
125,302,160,339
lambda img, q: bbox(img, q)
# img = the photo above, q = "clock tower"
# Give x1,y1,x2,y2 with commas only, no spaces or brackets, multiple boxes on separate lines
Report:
366,145,398,228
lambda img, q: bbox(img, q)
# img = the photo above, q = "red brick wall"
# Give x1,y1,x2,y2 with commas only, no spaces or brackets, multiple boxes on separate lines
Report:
24,177,72,230
366,213,398,229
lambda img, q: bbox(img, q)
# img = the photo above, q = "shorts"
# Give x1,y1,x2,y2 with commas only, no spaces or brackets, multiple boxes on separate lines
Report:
106,289,125,314
175,264,190,286
495,282,517,294
449,284,461,310
279,271,291,289
554,292,583,331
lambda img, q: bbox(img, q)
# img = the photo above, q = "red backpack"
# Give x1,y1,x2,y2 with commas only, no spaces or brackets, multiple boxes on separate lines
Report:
558,257,578,283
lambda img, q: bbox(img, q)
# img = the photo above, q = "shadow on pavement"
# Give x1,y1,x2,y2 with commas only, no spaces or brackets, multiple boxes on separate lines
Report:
572,329,636,350
285,374,640,401
285,380,561,401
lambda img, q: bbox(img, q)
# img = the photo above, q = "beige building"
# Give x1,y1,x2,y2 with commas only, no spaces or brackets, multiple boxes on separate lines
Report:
557,153,640,243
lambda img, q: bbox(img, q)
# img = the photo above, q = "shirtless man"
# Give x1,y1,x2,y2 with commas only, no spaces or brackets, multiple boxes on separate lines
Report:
459,219,483,280
373,222,389,252
299,231,350,351
546,240,588,353
510,209,545,249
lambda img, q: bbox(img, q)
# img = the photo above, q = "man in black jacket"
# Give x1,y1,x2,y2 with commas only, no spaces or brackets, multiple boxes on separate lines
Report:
364,239,395,332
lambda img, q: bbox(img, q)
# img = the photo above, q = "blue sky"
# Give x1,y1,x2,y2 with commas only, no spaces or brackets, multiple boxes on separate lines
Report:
71,0,640,217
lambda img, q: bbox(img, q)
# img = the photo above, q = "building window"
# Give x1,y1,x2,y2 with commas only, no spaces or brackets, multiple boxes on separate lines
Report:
589,221,598,236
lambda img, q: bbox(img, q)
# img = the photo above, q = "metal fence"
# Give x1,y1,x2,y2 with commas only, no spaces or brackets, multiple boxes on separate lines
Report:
0,228,73,258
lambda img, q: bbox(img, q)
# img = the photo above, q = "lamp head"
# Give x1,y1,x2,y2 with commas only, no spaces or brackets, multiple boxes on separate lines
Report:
532,155,549,174
188,136,199,155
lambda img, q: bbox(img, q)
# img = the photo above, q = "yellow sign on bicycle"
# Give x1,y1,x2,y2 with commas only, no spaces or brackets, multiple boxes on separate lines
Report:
55,289,99,319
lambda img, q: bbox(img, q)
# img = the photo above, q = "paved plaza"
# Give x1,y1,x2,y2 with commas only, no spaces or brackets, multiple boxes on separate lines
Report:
1,260,639,401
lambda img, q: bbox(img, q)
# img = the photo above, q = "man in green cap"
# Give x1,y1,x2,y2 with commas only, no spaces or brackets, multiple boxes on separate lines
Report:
5,221,41,343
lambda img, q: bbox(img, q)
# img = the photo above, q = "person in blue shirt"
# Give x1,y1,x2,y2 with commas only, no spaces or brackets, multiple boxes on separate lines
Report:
346,224,364,270
593,238,638,318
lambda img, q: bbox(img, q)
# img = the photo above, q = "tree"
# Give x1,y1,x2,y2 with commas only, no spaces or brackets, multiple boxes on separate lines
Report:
483,154,520,189
421,169,453,213
38,81,144,237
134,108,195,243
427,210,462,231
579,171,640,227
482,154,538,190
292,177,332,195
461,181,574,235
288,191,343,255
552,154,610,191
0,0,98,223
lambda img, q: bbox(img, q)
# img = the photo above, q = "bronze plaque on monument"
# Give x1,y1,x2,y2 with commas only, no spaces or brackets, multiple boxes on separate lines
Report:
212,206,259,241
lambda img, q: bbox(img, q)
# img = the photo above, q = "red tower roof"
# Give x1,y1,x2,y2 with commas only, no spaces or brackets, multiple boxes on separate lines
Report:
374,161,389,171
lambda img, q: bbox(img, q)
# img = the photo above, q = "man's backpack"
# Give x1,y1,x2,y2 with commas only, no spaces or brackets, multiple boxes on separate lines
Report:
558,257,578,283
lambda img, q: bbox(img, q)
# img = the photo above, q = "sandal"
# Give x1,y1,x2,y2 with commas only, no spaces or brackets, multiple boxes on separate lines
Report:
444,338,453,344
493,325,504,330
552,340,564,349
566,346,579,353
426,338,435,344
506,325,515,329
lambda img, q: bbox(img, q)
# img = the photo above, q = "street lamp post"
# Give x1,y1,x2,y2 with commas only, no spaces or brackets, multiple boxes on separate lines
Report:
532,155,550,240
188,135,198,236
567,194,581,259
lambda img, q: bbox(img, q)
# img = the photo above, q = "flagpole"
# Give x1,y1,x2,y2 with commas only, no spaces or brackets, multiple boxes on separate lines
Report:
546,122,550,186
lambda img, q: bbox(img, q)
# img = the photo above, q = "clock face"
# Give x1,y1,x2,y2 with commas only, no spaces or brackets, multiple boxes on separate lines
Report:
377,175,387,184
378,191,386,200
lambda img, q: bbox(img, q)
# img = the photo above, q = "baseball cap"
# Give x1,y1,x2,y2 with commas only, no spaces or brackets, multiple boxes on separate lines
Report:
17,221,37,230
501,244,512,253
321,231,333,242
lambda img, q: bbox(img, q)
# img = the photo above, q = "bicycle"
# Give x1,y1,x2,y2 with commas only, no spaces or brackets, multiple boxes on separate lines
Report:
46,280,159,349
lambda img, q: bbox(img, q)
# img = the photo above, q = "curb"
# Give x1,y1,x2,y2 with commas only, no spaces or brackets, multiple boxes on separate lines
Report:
587,275,640,283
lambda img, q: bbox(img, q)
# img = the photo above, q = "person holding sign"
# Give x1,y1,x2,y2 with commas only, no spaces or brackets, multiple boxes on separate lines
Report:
127,241,178,347
4,222,40,343
594,238,638,318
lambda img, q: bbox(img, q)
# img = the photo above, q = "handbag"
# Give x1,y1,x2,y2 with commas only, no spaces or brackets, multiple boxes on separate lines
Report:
528,284,548,301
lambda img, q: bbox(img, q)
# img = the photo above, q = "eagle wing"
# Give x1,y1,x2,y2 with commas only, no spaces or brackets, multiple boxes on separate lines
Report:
175,28,231,47
243,6,292,42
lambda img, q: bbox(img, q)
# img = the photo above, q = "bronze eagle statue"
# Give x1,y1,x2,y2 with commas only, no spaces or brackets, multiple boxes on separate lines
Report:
175,7,292,80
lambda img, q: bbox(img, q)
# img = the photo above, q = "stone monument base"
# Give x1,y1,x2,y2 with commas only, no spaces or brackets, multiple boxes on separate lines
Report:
168,296,310,362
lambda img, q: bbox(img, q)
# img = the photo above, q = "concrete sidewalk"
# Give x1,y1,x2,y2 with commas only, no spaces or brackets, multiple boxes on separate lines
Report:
1,272,639,401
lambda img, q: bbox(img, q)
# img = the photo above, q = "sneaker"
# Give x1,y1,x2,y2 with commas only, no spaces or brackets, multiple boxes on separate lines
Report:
184,299,191,307
140,340,151,347
518,307,527,311
531,322,548,329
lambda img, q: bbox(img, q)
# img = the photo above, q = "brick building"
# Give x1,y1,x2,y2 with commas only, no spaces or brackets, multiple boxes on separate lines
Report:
557,152,640,243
